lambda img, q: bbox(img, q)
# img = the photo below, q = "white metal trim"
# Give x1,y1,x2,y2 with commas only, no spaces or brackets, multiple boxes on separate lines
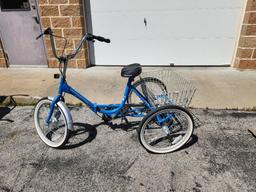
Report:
84,0,95,67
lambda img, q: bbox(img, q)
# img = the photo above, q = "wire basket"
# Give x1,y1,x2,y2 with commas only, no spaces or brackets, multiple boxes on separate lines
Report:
138,69,196,108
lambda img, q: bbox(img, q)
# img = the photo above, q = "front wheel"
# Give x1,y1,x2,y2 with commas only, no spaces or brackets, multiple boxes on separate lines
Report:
34,97,70,148
138,105,194,154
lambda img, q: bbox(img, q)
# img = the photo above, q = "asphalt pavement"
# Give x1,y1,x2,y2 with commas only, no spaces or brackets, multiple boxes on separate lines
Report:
0,106,255,192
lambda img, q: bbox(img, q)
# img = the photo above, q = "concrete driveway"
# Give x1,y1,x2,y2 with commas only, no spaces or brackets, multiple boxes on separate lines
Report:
0,106,255,192
1,67,256,109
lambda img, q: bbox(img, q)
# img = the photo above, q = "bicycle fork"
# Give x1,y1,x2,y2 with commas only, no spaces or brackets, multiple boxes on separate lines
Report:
44,96,74,131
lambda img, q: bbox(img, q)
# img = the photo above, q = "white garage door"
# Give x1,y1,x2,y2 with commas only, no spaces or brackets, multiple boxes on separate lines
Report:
87,0,245,66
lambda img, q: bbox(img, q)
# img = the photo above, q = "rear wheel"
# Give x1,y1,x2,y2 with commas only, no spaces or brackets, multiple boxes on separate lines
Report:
34,97,70,148
138,105,194,154
128,77,167,111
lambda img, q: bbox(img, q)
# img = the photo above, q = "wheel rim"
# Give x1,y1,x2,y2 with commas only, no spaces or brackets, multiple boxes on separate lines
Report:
140,108,193,153
34,100,68,147
130,82,166,105
128,81,167,114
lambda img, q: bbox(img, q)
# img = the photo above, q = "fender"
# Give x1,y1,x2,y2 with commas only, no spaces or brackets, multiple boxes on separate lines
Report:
48,97,73,131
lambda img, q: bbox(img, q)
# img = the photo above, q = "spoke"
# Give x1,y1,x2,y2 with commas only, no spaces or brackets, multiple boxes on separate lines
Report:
45,130,53,140
149,135,169,146
45,129,61,141
146,124,160,130
169,131,186,136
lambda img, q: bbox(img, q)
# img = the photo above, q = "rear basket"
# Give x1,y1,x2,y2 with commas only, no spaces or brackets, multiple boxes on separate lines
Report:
139,69,196,108
139,69,202,128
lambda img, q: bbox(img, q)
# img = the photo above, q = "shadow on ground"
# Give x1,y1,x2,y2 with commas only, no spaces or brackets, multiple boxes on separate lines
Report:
106,121,140,132
62,119,198,153
0,106,15,123
62,122,98,149
179,134,198,151
63,120,141,149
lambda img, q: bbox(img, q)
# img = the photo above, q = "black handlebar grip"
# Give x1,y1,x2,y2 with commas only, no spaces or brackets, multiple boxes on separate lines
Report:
36,33,44,40
104,38,111,43
94,35,111,43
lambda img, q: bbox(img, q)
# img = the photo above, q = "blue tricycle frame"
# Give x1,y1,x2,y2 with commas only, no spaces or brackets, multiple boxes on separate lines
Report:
46,76,155,124
40,27,173,125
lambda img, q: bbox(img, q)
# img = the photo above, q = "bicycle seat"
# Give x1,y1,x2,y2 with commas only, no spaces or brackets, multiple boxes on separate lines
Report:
121,63,142,78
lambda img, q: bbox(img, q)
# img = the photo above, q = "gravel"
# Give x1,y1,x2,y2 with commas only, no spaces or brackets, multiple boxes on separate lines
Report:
0,106,255,192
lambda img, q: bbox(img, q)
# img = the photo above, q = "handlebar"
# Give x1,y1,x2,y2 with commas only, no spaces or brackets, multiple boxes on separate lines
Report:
36,27,110,61
87,34,111,43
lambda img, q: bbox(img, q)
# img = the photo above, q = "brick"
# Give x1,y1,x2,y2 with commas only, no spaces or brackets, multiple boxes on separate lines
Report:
40,5,59,16
39,0,48,5
240,25,247,35
252,49,256,58
0,58,7,67
238,59,256,69
246,0,256,11
47,49,64,58
68,60,77,68
65,49,74,55
51,17,71,28
72,17,84,28
239,37,256,47
233,58,240,68
60,5,82,16
46,28,62,36
44,33,64,49
49,0,68,4
55,39,74,49
248,12,256,24
69,0,82,5
63,28,83,37
244,25,256,36
0,49,4,58
40,18,51,28
74,39,86,49
77,59,86,68
243,12,250,24
64,49,86,60
74,49,86,59
48,59,59,68
45,39,51,48
236,48,253,58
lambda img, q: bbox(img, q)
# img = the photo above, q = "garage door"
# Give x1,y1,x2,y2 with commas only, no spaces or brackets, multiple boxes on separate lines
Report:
87,0,245,66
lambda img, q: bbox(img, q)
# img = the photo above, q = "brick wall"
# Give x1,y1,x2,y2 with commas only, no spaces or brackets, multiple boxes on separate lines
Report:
234,0,256,69
1,1,254,69
38,0,88,68
0,39,7,68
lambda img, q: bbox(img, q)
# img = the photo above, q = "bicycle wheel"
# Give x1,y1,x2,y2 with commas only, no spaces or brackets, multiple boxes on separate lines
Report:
127,77,168,109
34,97,70,148
138,105,194,154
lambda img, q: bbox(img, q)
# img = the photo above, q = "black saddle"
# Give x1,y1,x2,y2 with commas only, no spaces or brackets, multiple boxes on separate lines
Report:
121,63,142,78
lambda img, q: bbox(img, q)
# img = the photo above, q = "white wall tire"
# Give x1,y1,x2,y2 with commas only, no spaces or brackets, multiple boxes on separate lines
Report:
138,105,194,154
34,97,70,148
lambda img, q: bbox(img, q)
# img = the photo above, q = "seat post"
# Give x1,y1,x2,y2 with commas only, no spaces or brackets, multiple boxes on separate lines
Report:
128,77,134,84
